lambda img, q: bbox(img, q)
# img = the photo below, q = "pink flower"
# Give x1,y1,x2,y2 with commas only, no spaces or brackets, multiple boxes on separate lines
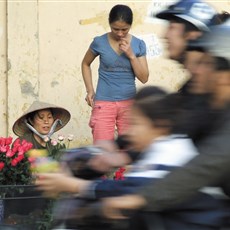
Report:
21,140,33,150
0,137,34,185
11,155,24,166
0,145,7,152
13,138,21,147
51,139,58,146
6,149,15,158
5,137,13,145
24,142,33,151
44,136,50,142
17,146,26,156
28,157,36,163
16,141,33,156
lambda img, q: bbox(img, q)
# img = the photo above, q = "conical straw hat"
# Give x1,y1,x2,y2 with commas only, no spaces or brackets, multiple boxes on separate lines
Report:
12,101,71,137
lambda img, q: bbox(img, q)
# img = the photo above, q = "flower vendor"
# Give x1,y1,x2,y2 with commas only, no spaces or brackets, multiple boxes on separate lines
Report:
12,101,71,152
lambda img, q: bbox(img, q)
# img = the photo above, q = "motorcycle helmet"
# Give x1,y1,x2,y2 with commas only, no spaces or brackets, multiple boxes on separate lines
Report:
155,0,217,31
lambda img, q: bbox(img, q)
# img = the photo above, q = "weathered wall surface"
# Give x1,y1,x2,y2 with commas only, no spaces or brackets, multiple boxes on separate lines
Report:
1,1,230,147
0,0,7,135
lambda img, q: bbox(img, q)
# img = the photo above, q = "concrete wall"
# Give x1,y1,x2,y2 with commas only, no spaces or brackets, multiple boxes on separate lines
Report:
0,0,7,135
1,1,230,147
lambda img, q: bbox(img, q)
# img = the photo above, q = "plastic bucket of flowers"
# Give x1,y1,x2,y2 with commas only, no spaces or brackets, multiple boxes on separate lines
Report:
0,185,52,229
0,134,76,229
0,137,55,229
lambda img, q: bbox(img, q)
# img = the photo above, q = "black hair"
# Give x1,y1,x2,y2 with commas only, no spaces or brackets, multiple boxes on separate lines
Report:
214,57,230,71
170,16,200,33
134,86,167,101
186,46,205,53
109,4,133,25
26,109,54,125
116,86,167,151
186,40,206,52
133,93,181,129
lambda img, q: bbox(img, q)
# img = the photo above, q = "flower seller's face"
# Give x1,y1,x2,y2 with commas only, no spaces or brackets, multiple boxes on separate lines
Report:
32,109,54,134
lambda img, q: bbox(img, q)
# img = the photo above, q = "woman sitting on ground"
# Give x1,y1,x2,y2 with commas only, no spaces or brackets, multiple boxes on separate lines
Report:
12,101,71,150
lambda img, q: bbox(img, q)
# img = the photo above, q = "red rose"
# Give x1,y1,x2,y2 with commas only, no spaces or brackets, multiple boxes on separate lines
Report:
0,161,5,171
11,158,18,166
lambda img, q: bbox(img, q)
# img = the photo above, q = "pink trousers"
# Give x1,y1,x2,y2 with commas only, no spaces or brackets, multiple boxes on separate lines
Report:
89,100,133,144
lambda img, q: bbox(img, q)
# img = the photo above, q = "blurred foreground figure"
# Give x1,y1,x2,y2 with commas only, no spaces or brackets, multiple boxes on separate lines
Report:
152,0,226,144
37,90,206,229
102,17,230,230
36,86,227,230
155,0,216,63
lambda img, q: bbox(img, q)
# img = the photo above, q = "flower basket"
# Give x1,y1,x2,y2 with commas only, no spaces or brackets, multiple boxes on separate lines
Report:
0,185,53,230
0,135,75,229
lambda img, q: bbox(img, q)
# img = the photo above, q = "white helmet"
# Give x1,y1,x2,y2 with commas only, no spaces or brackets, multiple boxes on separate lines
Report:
155,0,217,32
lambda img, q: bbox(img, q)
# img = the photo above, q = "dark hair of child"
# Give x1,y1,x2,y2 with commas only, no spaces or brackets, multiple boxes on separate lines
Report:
134,86,167,101
133,93,182,130
116,86,167,150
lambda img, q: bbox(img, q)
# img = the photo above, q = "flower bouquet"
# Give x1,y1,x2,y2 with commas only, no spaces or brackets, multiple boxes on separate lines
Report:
0,137,33,187
47,134,74,160
27,134,74,174
0,136,36,225
0,135,74,228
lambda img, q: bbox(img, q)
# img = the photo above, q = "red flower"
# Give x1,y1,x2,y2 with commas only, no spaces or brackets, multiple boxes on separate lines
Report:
6,149,15,158
5,137,13,145
0,145,9,153
0,161,4,171
0,136,13,147
11,154,25,166
11,158,18,167
12,138,21,149
0,137,34,184
0,137,6,146
114,167,126,180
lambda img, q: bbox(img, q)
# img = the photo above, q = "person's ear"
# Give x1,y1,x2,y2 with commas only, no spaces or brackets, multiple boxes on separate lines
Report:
185,31,202,40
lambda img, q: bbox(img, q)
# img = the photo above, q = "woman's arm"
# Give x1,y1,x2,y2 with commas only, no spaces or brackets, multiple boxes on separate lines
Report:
119,38,149,83
81,48,97,107
129,56,149,83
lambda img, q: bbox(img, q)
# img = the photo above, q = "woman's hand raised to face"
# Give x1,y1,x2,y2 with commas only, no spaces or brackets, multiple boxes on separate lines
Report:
119,37,135,60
